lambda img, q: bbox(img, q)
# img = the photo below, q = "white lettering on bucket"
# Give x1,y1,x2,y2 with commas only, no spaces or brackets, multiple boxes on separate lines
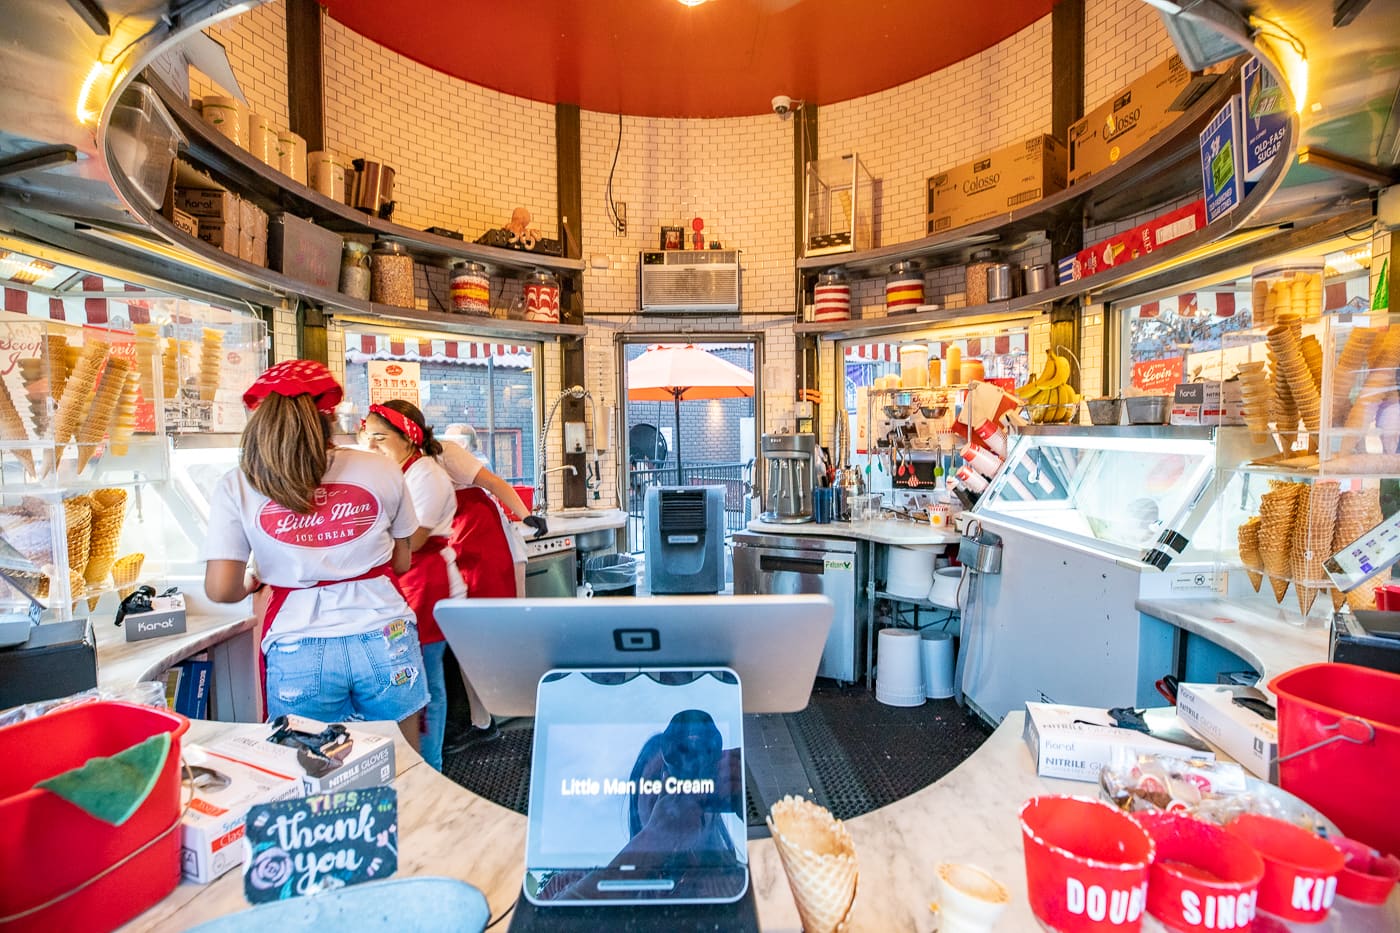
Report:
1065,879,1146,923
1183,889,1255,928
1291,876,1336,912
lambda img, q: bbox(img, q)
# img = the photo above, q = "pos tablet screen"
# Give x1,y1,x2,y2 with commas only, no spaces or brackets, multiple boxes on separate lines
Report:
523,668,748,906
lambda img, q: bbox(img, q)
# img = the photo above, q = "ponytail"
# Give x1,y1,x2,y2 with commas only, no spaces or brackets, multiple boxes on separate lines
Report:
240,392,331,513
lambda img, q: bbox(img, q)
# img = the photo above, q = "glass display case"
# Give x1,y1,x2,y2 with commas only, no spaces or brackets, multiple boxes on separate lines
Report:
805,153,874,257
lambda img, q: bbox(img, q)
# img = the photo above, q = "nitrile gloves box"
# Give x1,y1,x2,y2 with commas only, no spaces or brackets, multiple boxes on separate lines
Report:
180,745,300,883
1176,682,1279,781
1023,702,1215,783
206,716,396,795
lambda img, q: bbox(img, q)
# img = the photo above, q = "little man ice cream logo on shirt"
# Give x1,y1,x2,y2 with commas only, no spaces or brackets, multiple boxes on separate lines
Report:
258,483,381,547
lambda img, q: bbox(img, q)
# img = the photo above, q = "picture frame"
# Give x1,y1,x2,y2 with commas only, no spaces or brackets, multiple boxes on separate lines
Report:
660,226,685,250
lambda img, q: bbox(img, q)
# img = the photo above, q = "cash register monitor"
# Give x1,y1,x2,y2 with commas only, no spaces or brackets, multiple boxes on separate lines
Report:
434,594,834,715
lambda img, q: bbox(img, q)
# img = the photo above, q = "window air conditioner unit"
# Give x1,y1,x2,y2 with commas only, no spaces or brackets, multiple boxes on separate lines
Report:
639,250,741,312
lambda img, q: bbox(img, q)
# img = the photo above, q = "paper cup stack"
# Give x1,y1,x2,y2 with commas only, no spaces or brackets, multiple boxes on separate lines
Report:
1291,480,1338,616
198,328,223,402
1236,361,1273,444
1334,488,1385,611
767,795,858,933
1236,516,1263,592
1259,481,1302,603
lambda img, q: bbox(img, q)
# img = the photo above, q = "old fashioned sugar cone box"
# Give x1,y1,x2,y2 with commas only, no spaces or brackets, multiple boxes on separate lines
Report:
767,795,859,933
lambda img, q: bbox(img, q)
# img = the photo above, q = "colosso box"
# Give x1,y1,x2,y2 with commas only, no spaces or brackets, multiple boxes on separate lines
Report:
180,744,300,883
268,213,342,289
1170,381,1244,426
927,135,1067,234
1069,54,1196,185
207,716,396,795
1023,702,1214,783
124,593,188,642
1176,682,1279,781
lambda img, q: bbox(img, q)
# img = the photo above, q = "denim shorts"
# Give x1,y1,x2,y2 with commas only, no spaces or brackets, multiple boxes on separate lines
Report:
265,621,430,723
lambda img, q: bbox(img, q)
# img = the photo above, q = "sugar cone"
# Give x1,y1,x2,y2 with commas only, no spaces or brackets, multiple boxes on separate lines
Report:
63,495,93,580
1331,588,1346,611
1237,516,1263,593
51,343,110,464
84,488,128,586
0,374,36,477
110,552,145,599
75,358,131,472
767,795,858,933
108,371,140,456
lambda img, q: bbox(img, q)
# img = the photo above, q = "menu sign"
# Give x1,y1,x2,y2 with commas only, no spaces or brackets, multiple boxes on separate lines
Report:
1132,357,1185,394
1199,97,1243,225
1241,57,1287,184
242,786,398,903
366,360,420,407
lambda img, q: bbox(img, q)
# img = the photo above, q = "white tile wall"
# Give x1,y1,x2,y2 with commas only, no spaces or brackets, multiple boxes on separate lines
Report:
1084,0,1175,110
188,0,289,127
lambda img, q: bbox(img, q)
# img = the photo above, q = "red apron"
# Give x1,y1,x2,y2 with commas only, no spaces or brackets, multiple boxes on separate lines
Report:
393,534,454,645
450,486,520,598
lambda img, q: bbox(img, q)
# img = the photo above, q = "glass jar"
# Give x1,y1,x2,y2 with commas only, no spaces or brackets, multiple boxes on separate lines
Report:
449,261,491,314
523,270,561,323
339,242,371,300
813,268,851,322
886,261,923,314
965,249,997,307
370,241,414,308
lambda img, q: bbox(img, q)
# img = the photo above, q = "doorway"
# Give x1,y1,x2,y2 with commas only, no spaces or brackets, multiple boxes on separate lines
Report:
619,336,759,554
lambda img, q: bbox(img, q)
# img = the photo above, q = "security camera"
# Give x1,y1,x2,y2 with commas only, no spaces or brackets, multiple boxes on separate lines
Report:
772,95,793,117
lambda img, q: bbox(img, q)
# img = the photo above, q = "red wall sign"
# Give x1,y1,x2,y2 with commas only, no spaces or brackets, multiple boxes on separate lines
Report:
1131,357,1184,394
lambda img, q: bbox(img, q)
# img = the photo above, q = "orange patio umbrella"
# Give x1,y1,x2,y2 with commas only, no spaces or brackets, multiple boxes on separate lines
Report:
626,344,754,480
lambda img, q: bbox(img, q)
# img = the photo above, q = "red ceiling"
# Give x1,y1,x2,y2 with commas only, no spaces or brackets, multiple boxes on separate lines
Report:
318,0,1057,118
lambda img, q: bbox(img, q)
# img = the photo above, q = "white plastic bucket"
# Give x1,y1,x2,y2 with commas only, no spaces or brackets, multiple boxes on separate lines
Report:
920,631,956,700
876,628,925,707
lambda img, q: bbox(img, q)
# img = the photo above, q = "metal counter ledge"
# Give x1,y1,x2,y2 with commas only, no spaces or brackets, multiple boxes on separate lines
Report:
747,517,959,547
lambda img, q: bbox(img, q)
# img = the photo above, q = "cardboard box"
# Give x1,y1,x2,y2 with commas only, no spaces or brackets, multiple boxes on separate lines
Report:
268,212,342,289
926,135,1066,234
1073,199,1206,280
1069,54,1194,185
1176,682,1279,781
176,186,238,220
1170,381,1244,426
171,207,198,238
239,199,268,267
1023,702,1214,783
180,745,301,883
123,593,188,642
207,716,396,795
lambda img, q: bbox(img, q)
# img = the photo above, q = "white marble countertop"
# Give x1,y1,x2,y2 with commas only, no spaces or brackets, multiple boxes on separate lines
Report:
746,518,959,547
93,592,254,689
526,507,627,539
1134,595,1331,695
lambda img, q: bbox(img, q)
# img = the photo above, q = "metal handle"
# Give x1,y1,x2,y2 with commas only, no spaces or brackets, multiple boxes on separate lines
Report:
1274,715,1375,764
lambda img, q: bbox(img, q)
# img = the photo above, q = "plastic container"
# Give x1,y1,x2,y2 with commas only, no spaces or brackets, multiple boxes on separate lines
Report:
886,545,936,599
186,877,490,933
813,268,851,322
108,83,182,211
1251,258,1325,326
1020,795,1153,933
1269,662,1400,856
927,566,962,610
1131,811,1264,933
0,701,190,933
961,444,1002,479
875,628,924,706
585,553,637,597
339,241,371,300
1333,837,1400,905
920,631,955,700
1225,813,1344,924
899,344,929,388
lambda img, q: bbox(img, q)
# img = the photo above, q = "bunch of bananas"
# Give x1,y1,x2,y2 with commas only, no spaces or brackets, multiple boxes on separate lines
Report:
1018,350,1081,424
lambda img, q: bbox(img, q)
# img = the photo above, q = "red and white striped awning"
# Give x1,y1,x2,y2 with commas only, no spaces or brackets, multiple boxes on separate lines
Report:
346,333,532,368
844,343,896,363
3,278,157,327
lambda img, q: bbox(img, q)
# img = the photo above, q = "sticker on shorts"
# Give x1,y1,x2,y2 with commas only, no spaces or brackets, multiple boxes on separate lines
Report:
391,665,418,687
382,619,408,643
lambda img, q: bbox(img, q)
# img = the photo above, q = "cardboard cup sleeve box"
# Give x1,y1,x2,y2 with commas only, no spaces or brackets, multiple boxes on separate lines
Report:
927,134,1067,234
180,744,301,883
1176,682,1279,781
205,715,396,795
239,199,268,267
1023,702,1214,783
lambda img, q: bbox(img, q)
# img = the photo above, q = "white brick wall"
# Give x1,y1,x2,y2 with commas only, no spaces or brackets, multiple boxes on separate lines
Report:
188,0,289,128
1084,0,1174,110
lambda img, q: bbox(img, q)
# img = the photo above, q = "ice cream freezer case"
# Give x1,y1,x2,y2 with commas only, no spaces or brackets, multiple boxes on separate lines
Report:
958,425,1260,724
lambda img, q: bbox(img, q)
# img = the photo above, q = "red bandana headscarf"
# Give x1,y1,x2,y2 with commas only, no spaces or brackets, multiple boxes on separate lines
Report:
243,360,343,414
367,403,424,447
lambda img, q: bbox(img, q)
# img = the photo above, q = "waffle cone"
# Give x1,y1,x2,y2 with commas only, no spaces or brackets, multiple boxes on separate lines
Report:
1347,580,1380,612
75,358,131,472
110,552,145,598
1259,481,1302,601
1340,328,1400,454
108,372,140,456
1332,327,1380,423
1297,585,1320,616
1331,588,1346,611
1268,325,1321,433
45,335,71,399
767,796,858,933
1237,517,1263,593
69,570,86,614
52,343,110,462
1291,482,1339,595
84,488,128,585
1299,335,1323,393
63,495,92,578
0,375,36,477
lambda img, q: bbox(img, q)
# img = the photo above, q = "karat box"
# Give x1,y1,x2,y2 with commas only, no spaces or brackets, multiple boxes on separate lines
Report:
268,212,342,289
239,199,268,267
1069,54,1197,186
1024,702,1214,783
175,186,238,221
195,213,241,258
1176,682,1279,781
123,593,188,642
926,135,1066,234
180,744,301,883
1170,381,1244,426
171,207,199,238
206,716,396,795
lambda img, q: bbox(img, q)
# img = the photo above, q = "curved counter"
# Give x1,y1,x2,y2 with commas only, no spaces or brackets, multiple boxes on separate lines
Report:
747,517,959,547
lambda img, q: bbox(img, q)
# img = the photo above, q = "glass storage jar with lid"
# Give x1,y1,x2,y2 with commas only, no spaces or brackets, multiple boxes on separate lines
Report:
813,268,851,322
370,241,414,308
339,241,371,300
450,261,491,315
523,270,561,322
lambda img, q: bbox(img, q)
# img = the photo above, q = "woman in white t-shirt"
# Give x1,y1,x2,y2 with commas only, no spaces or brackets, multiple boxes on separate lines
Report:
202,361,428,740
361,399,466,771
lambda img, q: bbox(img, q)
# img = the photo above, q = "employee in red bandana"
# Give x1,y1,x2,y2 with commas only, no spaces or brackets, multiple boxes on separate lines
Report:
361,399,466,771
202,361,428,744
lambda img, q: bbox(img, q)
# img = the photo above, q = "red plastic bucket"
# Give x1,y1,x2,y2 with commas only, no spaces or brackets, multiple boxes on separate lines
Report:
1130,811,1264,933
1269,662,1400,855
0,701,189,932
1225,813,1344,924
1333,837,1400,905
1020,795,1154,932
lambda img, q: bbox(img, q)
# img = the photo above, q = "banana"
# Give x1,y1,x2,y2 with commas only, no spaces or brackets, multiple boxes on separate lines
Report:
1044,354,1071,389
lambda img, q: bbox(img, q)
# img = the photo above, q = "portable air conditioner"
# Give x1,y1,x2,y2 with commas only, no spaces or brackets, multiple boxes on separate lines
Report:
644,486,726,594
639,250,741,312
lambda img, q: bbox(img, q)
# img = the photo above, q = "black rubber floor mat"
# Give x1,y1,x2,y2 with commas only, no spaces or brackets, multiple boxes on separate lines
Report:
442,722,534,814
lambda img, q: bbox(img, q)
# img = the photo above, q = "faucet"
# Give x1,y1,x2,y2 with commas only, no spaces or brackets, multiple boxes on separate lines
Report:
537,385,602,512
535,465,578,514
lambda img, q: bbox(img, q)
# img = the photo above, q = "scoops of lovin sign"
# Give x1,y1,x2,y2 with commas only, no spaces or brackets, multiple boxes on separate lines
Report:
1199,96,1244,226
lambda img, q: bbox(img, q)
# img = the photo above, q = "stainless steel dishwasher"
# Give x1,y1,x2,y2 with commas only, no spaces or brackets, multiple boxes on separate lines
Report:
732,532,864,684
523,533,578,598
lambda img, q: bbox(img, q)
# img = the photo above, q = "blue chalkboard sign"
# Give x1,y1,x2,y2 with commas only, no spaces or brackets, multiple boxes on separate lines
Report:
242,786,398,903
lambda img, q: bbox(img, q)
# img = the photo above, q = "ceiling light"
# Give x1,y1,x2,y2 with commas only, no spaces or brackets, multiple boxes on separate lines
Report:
677,0,708,6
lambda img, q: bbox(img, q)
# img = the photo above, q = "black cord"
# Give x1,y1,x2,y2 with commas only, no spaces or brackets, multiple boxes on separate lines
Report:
484,899,515,930
605,112,623,233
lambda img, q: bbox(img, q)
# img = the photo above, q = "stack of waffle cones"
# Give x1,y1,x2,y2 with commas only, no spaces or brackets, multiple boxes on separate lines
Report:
767,796,858,933
1267,322,1321,434
1330,327,1379,424
198,328,223,402
75,358,132,473
1259,481,1302,603
1236,362,1273,444
162,337,181,401
51,343,110,465
1291,480,1339,616
132,323,159,404
63,495,92,583
1333,488,1385,611
111,552,145,599
1299,335,1324,393
83,487,128,595
0,374,35,478
1237,517,1263,592
108,371,140,456
1339,327,1400,455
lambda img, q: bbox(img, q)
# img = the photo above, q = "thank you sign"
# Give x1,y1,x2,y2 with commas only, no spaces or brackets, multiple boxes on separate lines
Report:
242,786,398,903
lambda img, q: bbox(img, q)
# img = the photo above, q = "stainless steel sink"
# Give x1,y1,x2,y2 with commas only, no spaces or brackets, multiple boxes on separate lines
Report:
548,507,598,517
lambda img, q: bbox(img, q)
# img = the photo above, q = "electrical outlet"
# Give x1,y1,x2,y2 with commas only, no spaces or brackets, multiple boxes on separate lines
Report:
615,202,627,237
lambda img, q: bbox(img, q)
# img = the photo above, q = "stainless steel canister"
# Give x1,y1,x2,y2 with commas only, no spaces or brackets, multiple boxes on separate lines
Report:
1023,263,1051,293
986,263,1015,301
